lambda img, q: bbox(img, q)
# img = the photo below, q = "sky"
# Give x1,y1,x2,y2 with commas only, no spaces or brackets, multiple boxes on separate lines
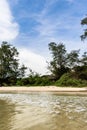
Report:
0,0,87,75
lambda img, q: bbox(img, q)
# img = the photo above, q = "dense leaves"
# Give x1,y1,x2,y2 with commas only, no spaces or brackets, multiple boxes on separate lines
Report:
55,73,87,87
81,16,87,40
48,42,87,86
0,42,26,86
48,42,68,79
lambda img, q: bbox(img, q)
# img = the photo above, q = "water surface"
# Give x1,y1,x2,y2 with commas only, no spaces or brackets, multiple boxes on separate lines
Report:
0,92,87,130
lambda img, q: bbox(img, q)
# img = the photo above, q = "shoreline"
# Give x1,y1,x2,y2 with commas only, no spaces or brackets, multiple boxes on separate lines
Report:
0,86,87,95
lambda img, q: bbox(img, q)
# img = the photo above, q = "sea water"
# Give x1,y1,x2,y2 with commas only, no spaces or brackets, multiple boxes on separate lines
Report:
0,92,87,130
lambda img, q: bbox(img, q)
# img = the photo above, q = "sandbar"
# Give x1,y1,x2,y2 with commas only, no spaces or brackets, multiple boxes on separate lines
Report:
0,86,87,95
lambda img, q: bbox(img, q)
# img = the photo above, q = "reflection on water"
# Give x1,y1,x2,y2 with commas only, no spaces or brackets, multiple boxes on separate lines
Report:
0,99,15,130
0,92,87,130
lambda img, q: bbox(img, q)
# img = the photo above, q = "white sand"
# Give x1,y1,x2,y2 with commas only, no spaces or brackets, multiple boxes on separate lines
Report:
0,86,87,95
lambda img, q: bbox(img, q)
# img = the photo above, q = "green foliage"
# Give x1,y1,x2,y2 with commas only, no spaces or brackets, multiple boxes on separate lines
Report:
0,40,87,87
81,17,87,40
0,42,19,81
48,42,67,79
74,65,87,80
16,78,29,86
48,42,87,85
0,42,27,86
55,73,87,87
19,64,27,78
16,75,52,86
16,69,52,86
34,76,52,86
28,73,52,86
81,52,87,66
67,50,80,68
48,42,81,80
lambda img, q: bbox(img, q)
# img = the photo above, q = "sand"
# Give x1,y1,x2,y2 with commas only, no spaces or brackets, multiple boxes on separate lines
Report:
0,86,87,95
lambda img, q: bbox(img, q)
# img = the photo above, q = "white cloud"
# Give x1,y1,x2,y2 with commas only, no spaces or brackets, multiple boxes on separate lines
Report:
0,0,19,41
18,48,49,75
31,12,60,39
4,0,86,76
34,16,60,37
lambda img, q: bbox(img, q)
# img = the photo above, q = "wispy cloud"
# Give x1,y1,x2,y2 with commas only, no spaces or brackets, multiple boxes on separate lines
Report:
0,0,19,41
31,0,81,43
14,0,85,53
2,0,86,75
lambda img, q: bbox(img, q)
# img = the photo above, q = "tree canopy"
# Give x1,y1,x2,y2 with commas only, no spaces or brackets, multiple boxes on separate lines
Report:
48,42,68,79
81,16,87,40
48,42,87,82
0,42,26,85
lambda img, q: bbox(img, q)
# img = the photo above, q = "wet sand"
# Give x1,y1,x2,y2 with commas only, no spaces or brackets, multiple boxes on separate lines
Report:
0,86,87,95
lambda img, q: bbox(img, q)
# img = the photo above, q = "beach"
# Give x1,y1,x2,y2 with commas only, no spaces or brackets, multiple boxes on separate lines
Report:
0,86,87,95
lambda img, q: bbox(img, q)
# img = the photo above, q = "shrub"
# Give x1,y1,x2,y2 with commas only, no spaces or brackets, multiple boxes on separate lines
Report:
16,78,29,86
28,76,52,86
55,73,87,87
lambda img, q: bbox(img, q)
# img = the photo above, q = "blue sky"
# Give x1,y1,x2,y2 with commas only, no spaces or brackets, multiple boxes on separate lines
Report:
0,0,87,75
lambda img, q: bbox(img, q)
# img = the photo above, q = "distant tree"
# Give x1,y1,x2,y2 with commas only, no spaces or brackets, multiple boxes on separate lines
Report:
81,16,87,40
48,42,68,79
28,69,40,85
0,42,19,85
75,52,87,80
19,64,27,78
67,50,80,69
80,52,87,66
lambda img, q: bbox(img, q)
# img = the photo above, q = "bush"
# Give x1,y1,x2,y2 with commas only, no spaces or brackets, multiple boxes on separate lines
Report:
55,73,87,87
16,78,29,86
16,75,52,86
28,76,52,86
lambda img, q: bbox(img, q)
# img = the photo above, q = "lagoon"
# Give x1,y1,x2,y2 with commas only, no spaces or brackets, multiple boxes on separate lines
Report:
0,92,87,130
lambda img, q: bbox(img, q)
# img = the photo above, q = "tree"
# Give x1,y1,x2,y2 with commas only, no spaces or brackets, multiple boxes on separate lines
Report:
81,16,87,40
81,52,87,66
75,52,87,80
19,64,27,78
48,42,68,79
0,42,19,85
67,50,80,69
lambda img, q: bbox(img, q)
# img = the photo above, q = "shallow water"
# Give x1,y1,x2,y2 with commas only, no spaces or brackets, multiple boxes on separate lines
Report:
0,92,87,130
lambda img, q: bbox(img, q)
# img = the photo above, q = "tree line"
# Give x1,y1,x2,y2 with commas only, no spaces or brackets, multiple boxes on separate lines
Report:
0,16,87,87
0,41,87,87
